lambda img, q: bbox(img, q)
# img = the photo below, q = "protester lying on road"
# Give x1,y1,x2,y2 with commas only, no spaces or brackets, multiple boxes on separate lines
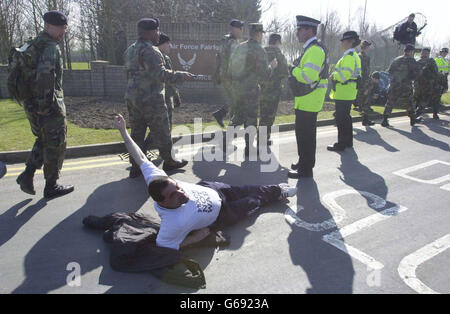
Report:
114,114,297,250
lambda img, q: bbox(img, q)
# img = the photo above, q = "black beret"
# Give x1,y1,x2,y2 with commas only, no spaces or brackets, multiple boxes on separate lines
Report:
249,23,265,33
43,10,68,26
157,33,171,46
341,31,359,41
296,15,321,29
230,19,244,28
137,18,160,31
404,44,415,51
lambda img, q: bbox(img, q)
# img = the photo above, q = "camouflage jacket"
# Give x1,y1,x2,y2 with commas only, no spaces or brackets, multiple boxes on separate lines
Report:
233,39,271,93
388,55,419,86
161,52,180,101
416,56,439,85
359,51,371,88
214,33,240,83
27,31,65,117
124,38,183,106
262,45,289,90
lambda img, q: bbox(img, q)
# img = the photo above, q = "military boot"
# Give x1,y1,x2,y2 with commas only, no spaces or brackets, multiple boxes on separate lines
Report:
16,165,36,195
213,108,227,128
410,115,423,126
362,115,375,126
433,113,440,120
129,166,142,179
44,182,75,199
381,115,390,127
163,158,188,172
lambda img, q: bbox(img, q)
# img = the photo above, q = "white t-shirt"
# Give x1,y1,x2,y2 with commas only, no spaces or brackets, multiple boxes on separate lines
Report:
141,161,222,250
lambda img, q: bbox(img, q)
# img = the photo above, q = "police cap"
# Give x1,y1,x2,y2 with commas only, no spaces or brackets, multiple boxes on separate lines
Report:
341,31,359,41
269,33,282,44
421,47,431,52
43,10,68,26
230,19,244,28
137,18,160,31
296,15,321,29
441,48,449,53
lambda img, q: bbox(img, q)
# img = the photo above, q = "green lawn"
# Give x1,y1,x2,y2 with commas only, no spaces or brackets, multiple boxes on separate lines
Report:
68,62,90,70
1,94,448,152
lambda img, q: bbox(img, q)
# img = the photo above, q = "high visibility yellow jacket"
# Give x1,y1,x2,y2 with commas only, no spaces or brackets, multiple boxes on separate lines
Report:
330,49,362,101
292,39,328,112
435,56,450,75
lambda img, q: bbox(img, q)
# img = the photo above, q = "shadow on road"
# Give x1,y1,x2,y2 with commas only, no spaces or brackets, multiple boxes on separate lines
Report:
390,124,450,152
354,128,399,152
12,177,163,294
287,179,355,293
0,198,45,248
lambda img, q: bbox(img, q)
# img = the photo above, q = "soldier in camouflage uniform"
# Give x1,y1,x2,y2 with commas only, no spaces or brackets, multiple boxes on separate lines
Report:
143,33,181,151
124,18,193,178
16,11,74,199
259,33,289,146
229,24,277,156
382,44,421,127
212,19,244,127
355,40,375,126
414,47,439,118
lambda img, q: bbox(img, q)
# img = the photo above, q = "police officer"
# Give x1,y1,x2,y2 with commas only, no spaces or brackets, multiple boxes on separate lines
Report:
228,23,277,157
433,47,449,119
212,19,244,128
382,44,421,127
16,11,74,199
414,47,439,118
124,18,193,178
259,33,289,146
288,16,328,179
356,40,375,126
327,31,361,152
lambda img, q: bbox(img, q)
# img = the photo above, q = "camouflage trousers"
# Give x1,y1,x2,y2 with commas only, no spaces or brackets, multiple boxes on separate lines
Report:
25,110,67,183
356,87,373,115
127,99,173,166
414,81,435,111
229,84,259,148
144,96,174,151
259,88,282,140
383,83,415,117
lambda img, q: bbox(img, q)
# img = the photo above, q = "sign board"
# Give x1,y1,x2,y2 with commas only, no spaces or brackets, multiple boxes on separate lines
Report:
168,40,221,82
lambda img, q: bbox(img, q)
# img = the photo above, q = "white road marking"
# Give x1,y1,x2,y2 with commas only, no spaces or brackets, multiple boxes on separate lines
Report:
398,234,450,294
285,189,408,270
393,160,450,185
323,205,408,270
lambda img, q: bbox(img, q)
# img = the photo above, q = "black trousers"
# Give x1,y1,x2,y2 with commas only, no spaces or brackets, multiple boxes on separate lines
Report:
198,181,281,228
335,100,354,148
295,110,318,172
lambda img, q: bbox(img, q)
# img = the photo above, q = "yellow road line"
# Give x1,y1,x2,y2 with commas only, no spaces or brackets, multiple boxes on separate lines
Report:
5,161,127,178
6,156,121,172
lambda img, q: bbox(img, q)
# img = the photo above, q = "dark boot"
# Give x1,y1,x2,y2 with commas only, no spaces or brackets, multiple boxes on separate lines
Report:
213,108,227,128
129,166,142,179
381,115,390,127
362,115,375,126
44,182,74,199
410,115,423,126
163,158,188,172
16,165,36,195
433,112,440,120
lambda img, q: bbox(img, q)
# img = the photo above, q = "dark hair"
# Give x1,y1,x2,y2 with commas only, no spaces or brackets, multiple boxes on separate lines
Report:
148,177,171,202
409,13,415,18
371,71,380,79
352,38,362,48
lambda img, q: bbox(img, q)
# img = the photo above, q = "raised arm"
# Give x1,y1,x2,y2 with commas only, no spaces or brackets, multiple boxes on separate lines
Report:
114,114,147,167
